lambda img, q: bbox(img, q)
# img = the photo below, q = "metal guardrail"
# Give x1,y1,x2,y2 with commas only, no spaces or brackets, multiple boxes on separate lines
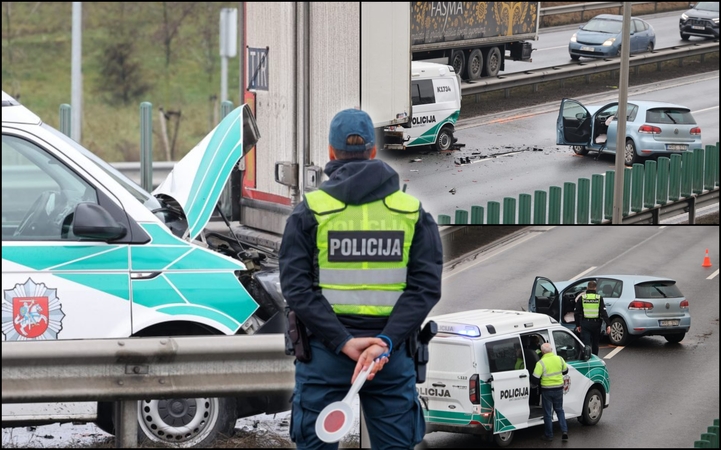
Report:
2,334,295,447
111,161,175,189
540,2,657,17
461,41,720,97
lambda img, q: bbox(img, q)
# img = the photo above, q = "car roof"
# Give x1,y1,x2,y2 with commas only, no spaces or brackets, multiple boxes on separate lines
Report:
412,61,457,79
558,274,676,285
427,309,558,340
2,90,42,125
586,99,690,111
591,14,643,22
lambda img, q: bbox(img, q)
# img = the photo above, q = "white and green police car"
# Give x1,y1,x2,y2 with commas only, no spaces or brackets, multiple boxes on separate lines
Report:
419,309,610,447
1,91,288,447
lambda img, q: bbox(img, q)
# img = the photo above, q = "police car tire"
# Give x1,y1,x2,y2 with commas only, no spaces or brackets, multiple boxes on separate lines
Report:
579,388,603,426
434,127,454,152
493,430,514,447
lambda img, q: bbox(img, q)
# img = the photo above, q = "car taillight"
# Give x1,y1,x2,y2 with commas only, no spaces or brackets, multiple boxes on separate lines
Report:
628,300,654,310
469,374,480,404
690,127,701,135
680,299,689,309
638,124,662,134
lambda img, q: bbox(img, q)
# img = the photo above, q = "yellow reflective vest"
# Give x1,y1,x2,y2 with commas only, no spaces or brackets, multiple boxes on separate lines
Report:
533,353,568,389
305,189,420,317
582,292,601,319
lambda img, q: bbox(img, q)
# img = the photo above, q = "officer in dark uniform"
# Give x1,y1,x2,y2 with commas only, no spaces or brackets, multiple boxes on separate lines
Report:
279,108,443,450
574,280,611,355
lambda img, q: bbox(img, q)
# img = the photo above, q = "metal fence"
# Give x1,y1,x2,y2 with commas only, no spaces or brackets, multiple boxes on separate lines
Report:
437,143,720,225
1,334,295,448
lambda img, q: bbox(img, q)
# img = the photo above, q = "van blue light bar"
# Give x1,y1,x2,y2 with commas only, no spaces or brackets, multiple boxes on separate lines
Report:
437,322,481,337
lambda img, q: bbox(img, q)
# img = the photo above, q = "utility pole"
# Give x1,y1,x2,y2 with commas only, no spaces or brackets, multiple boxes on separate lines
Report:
71,2,82,143
612,3,632,224
220,8,238,104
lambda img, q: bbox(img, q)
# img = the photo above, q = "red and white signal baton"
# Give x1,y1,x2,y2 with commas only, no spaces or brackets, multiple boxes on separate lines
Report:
315,359,376,443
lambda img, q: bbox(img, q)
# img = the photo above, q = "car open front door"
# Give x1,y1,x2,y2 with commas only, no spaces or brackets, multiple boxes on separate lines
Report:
529,276,560,321
557,99,592,146
486,336,530,433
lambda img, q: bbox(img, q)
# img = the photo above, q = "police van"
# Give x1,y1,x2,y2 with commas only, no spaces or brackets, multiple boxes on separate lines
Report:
418,309,610,447
383,61,462,152
1,91,289,447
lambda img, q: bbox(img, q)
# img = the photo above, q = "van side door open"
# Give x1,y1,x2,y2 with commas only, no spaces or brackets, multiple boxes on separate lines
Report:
485,336,530,433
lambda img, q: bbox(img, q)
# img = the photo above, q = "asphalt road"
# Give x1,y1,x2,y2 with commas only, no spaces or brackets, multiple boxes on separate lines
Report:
413,225,719,448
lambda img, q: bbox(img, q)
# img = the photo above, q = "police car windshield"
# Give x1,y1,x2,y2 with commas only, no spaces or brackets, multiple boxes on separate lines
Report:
42,124,162,211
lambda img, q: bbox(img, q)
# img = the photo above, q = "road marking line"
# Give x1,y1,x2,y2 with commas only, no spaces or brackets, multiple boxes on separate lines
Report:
604,346,624,359
707,269,719,280
443,232,544,280
572,266,597,280
535,45,569,51
692,106,719,114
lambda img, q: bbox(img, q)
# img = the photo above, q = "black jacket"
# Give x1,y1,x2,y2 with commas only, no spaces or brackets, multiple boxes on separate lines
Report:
278,158,443,354
574,289,611,326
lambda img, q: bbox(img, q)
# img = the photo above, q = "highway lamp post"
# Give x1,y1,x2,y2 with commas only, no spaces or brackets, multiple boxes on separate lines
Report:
612,3,632,224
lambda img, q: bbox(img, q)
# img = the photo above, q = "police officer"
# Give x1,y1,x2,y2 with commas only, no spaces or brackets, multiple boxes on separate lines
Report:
531,343,569,442
279,108,443,450
574,280,611,356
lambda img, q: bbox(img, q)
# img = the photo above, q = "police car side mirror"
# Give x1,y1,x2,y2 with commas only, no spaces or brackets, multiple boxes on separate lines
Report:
583,345,592,361
72,203,127,241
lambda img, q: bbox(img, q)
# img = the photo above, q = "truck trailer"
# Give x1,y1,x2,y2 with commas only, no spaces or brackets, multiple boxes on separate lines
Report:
410,2,540,80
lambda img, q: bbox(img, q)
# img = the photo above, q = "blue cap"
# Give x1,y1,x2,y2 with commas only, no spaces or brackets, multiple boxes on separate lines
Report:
328,108,375,152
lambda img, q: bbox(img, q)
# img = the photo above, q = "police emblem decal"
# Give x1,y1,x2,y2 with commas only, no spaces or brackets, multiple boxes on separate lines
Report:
563,374,571,394
2,278,65,340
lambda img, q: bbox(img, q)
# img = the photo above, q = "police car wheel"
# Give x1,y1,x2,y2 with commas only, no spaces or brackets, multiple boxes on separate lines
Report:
136,396,237,447
434,127,454,152
579,388,603,426
608,317,629,346
493,430,514,447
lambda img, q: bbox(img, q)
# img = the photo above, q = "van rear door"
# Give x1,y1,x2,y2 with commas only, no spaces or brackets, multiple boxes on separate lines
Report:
420,337,476,427
485,336,530,433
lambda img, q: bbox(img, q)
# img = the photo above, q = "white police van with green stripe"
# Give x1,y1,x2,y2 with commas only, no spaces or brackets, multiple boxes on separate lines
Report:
1,91,288,447
383,61,462,151
419,309,610,447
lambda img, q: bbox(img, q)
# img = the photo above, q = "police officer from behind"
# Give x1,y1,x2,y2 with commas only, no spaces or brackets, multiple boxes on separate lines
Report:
278,108,443,450
531,343,569,442
574,280,611,356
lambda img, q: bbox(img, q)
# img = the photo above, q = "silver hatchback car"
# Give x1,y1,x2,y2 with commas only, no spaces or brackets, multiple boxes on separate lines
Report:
556,98,703,166
528,275,691,346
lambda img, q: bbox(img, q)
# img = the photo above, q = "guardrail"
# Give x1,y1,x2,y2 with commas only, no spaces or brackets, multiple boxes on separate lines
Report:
461,41,720,97
539,2,680,18
1,334,295,448
436,143,719,225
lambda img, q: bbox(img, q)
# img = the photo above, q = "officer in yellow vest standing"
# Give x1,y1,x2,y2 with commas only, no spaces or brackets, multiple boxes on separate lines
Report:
574,280,611,355
531,343,569,442
279,108,443,450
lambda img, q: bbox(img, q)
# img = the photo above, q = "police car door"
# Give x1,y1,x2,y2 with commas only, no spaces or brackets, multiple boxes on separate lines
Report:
420,338,477,426
486,336,530,432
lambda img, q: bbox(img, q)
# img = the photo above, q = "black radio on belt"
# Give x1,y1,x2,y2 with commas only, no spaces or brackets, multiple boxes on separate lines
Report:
412,320,437,384
285,308,311,363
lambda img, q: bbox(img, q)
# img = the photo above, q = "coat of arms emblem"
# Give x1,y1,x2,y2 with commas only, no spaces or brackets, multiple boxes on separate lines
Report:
2,278,65,340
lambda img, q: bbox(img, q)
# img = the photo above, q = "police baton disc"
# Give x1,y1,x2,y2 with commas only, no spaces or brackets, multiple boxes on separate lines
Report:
315,360,376,443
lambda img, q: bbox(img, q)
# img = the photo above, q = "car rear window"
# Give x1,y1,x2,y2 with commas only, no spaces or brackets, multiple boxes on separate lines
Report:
645,108,696,125
634,281,683,299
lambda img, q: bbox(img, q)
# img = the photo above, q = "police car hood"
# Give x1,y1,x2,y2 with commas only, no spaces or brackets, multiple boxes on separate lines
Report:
153,106,249,241
322,159,400,204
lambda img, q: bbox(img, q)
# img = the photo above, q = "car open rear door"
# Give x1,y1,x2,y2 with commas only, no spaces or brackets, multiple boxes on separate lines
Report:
486,336,530,433
557,98,592,146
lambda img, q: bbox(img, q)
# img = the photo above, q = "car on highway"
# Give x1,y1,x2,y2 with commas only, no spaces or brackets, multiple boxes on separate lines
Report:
556,98,703,166
528,275,691,347
679,2,720,40
568,14,656,60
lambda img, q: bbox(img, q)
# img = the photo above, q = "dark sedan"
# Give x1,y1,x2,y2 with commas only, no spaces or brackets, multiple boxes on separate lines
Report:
679,2,720,40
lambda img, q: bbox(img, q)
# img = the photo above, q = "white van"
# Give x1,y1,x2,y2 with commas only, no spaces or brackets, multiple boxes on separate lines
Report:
419,309,610,447
1,91,289,447
383,61,462,151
